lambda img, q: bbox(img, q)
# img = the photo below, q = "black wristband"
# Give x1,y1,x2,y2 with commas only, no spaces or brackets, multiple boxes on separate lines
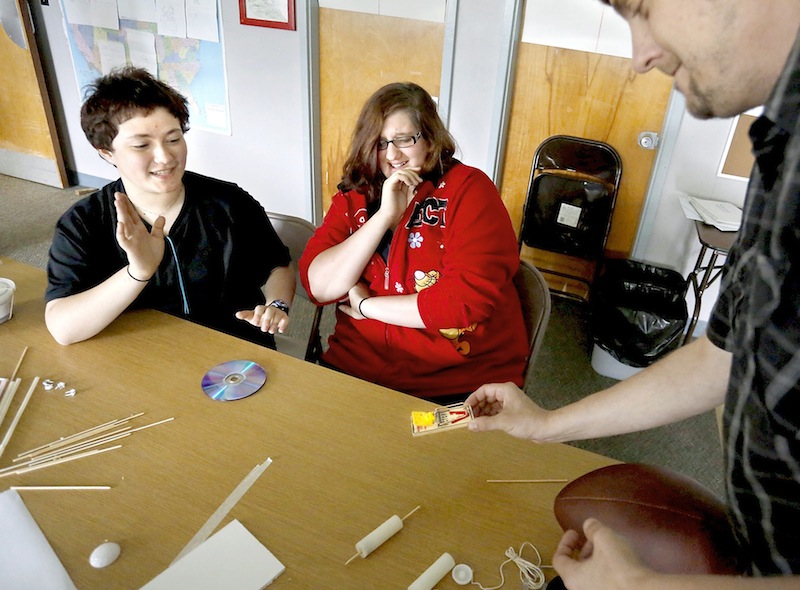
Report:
126,266,150,283
358,297,371,318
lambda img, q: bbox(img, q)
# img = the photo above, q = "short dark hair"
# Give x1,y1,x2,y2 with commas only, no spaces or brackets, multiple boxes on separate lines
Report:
80,66,190,151
338,82,457,202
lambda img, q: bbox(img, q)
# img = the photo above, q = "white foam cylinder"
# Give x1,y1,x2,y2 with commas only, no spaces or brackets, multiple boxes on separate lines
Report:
408,552,456,590
355,515,403,558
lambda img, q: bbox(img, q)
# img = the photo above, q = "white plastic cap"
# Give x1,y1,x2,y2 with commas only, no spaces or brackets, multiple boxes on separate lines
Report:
452,563,473,585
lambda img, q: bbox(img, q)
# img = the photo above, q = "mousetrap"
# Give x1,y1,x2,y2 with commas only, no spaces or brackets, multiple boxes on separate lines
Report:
410,403,474,436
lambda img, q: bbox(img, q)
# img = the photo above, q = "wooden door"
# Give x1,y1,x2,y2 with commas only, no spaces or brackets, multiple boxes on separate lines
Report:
500,43,673,299
0,0,67,187
319,8,444,213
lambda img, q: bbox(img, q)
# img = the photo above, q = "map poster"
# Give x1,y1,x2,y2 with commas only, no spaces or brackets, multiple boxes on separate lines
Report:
60,0,231,135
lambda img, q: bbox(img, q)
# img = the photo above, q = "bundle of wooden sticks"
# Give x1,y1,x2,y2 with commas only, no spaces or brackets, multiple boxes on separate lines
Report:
0,346,172,487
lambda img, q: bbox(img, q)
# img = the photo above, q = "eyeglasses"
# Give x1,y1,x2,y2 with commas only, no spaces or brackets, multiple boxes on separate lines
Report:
377,131,422,151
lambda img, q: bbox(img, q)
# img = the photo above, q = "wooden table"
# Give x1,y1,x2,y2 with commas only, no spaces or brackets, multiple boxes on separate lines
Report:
0,257,614,589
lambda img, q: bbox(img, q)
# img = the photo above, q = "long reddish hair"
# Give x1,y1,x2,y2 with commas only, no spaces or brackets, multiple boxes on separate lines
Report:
338,82,457,202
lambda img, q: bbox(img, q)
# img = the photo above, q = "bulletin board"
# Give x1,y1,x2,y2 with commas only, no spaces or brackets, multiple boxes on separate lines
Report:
719,114,757,180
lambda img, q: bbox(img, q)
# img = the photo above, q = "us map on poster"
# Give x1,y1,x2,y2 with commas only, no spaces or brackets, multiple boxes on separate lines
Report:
59,0,230,135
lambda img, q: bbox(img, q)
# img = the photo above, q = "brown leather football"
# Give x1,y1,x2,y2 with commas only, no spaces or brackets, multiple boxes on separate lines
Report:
553,463,744,575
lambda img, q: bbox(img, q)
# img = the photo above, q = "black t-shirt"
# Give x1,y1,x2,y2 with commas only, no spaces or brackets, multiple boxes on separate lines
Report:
46,171,291,347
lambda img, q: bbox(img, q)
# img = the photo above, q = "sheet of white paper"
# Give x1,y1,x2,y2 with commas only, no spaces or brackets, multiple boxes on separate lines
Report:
677,194,703,221
186,0,218,42
244,0,288,23
157,0,187,38
141,519,285,590
118,0,157,22
99,39,128,74
90,0,119,30
61,0,93,26
126,29,158,75
689,197,741,224
205,103,228,130
0,490,77,590
687,196,742,231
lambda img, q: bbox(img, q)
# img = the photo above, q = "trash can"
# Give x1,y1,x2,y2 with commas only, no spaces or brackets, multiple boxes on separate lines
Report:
591,260,688,380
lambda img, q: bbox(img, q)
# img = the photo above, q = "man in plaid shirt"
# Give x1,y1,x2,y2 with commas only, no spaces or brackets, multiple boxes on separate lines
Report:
465,1,800,588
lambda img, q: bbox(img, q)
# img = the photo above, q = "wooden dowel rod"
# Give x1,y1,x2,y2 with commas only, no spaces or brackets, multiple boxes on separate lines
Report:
10,346,28,381
0,377,39,461
0,378,20,431
0,444,122,479
5,416,172,475
401,505,421,521
11,485,111,491
125,416,174,434
0,432,128,474
16,425,132,462
20,416,170,467
26,431,132,465
16,412,144,459
486,479,569,484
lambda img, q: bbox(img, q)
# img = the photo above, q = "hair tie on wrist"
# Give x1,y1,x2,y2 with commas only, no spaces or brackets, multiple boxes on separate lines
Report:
358,296,371,318
126,265,150,283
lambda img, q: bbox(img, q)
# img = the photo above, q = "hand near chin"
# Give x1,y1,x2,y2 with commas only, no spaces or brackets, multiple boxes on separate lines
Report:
114,191,165,279
553,518,652,590
379,167,422,223
464,382,547,441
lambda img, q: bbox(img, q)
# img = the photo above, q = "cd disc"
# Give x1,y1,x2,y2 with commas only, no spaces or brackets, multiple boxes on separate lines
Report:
201,360,267,401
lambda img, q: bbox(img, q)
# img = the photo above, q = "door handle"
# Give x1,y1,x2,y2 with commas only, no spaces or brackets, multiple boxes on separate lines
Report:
638,132,660,150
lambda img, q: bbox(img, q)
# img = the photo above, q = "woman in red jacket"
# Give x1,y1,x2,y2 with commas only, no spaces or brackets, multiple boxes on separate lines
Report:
300,82,528,401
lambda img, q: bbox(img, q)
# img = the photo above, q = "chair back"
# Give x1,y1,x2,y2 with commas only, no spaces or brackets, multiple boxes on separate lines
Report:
267,212,315,296
267,212,324,362
513,260,552,386
533,134,622,185
519,135,622,303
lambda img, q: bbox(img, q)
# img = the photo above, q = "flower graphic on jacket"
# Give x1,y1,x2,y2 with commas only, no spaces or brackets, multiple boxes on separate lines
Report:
408,232,424,249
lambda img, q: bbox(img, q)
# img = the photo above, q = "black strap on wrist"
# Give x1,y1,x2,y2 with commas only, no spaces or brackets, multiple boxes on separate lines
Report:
126,265,150,283
358,297,371,318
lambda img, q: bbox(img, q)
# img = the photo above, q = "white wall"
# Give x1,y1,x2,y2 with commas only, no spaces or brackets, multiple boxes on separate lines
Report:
522,0,631,58
447,0,509,172
635,110,748,327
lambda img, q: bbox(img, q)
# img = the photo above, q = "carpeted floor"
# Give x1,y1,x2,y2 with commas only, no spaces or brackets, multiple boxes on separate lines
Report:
0,173,724,496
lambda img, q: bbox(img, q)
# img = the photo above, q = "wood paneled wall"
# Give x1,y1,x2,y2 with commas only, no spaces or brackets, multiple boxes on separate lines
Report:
319,8,444,212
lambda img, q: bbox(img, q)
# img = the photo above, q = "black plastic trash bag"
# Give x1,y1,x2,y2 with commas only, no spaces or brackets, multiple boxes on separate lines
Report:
592,260,688,368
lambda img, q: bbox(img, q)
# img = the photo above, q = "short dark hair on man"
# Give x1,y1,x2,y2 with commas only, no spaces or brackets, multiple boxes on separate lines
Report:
80,66,190,151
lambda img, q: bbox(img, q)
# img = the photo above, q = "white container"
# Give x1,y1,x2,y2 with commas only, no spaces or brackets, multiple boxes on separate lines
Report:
591,343,643,381
0,278,15,324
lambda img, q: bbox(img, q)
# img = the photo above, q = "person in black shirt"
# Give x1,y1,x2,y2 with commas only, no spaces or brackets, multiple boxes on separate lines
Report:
46,67,294,347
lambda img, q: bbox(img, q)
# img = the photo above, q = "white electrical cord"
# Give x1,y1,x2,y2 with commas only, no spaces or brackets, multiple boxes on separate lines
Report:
463,542,547,590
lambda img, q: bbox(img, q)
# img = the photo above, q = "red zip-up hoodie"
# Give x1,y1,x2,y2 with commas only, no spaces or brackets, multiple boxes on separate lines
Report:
300,162,528,398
